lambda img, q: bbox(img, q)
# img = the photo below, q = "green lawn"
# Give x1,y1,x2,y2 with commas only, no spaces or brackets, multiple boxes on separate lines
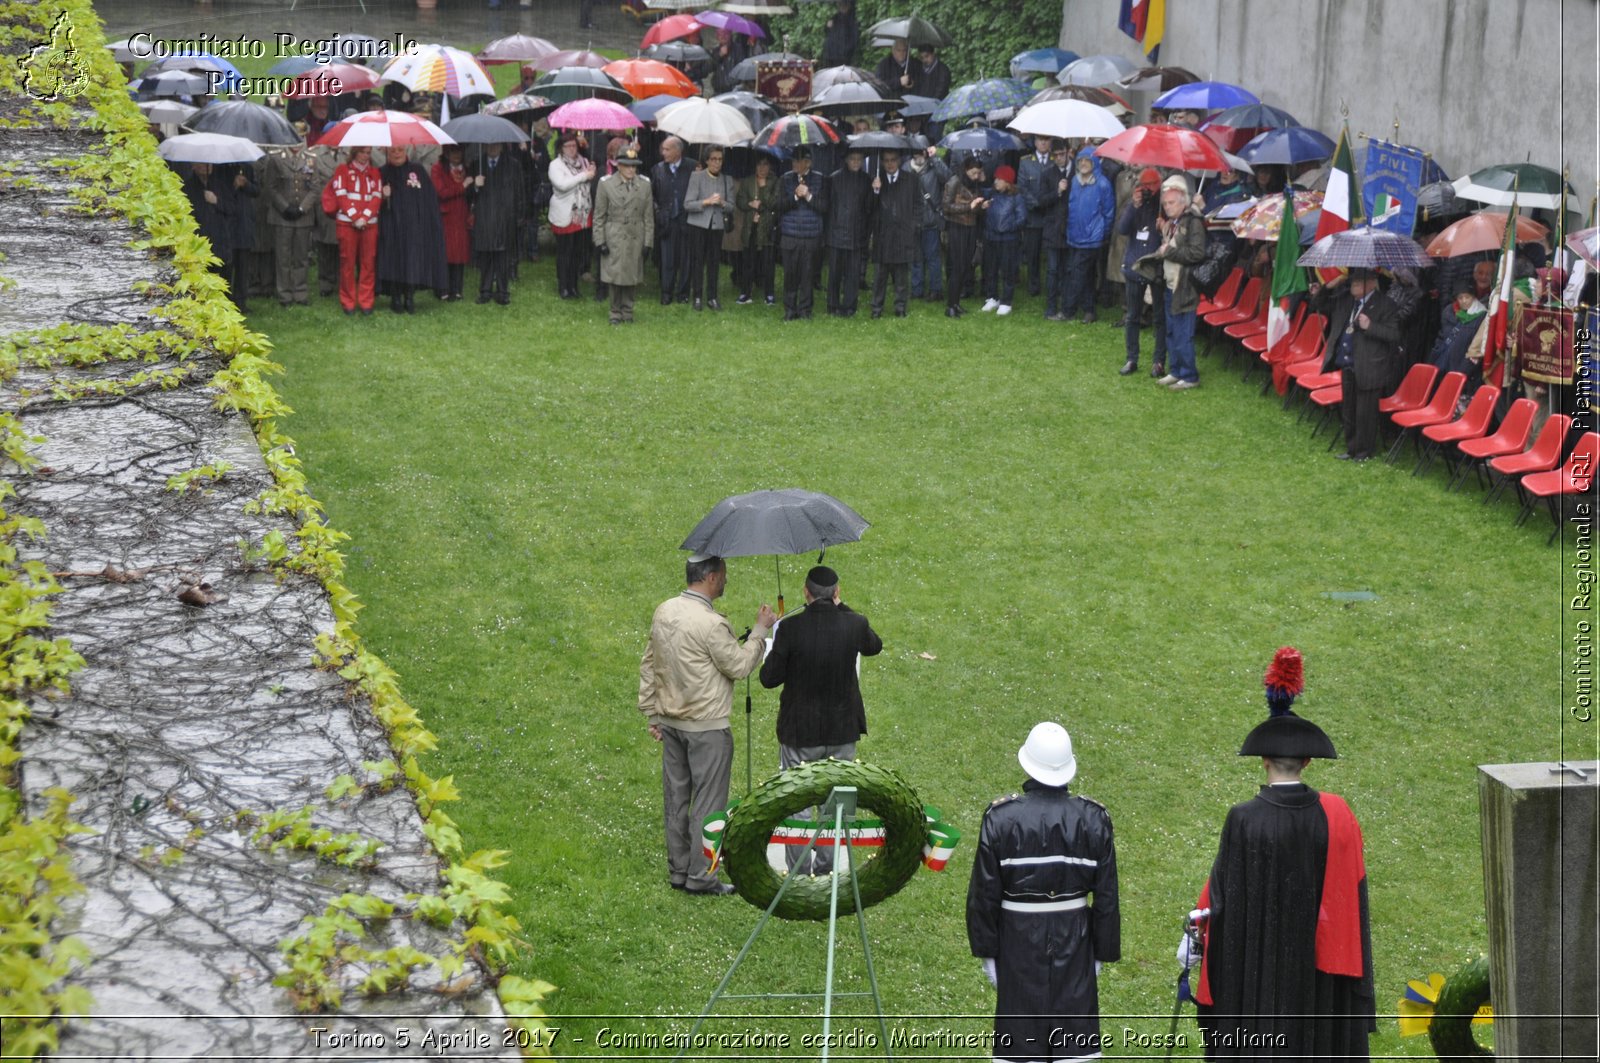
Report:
246,257,1560,1056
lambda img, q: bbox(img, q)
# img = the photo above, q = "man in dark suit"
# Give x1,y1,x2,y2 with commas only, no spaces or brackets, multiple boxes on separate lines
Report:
651,136,696,304
869,149,918,317
759,565,883,873
1316,268,1403,461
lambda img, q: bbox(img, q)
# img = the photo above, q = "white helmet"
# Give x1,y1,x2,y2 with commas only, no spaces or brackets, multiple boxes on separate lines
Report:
1018,722,1077,786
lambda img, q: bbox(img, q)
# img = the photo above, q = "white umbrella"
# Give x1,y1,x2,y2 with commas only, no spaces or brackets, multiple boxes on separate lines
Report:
1007,99,1123,141
1057,54,1138,87
719,0,795,12
106,37,142,63
139,99,199,125
655,96,757,147
379,44,496,99
157,132,264,163
317,110,456,148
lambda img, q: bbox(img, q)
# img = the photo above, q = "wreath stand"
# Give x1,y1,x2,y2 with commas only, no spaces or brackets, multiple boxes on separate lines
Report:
677,787,894,1062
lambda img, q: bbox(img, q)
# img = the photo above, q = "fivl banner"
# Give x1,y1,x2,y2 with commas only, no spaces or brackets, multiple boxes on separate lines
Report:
756,59,813,114
1517,305,1577,384
1361,139,1428,235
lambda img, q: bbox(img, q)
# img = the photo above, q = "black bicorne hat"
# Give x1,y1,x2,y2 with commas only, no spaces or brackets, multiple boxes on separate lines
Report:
1237,647,1338,759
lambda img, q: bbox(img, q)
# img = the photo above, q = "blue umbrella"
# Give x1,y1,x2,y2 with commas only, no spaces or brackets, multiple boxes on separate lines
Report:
629,94,684,123
1206,103,1299,130
1009,48,1080,78
937,124,1025,154
1238,126,1337,166
1153,80,1259,111
932,78,1035,122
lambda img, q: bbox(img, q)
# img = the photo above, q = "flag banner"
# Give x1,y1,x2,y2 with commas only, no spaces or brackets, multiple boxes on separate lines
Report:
1483,195,1519,387
1361,139,1427,235
1268,184,1309,394
1313,124,1360,282
756,60,812,113
1117,0,1164,58
1517,305,1577,384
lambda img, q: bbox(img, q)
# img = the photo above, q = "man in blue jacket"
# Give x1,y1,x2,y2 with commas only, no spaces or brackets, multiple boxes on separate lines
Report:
1064,145,1115,323
777,147,829,320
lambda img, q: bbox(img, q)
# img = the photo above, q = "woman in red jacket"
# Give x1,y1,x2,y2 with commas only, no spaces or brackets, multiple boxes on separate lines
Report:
432,144,471,301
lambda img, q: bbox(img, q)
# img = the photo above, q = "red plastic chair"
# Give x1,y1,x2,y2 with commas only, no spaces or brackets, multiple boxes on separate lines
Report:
1487,414,1572,505
1247,302,1305,355
1309,383,1343,441
1379,363,1439,415
1414,385,1499,476
1203,277,1263,328
1451,399,1538,491
1197,266,1244,317
1385,371,1465,463
1518,431,1597,543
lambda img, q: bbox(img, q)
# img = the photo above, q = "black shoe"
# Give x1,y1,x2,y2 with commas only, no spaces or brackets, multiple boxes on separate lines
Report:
676,294,691,304
495,292,510,305
660,293,672,305
693,298,703,311
870,308,883,319
405,292,415,312
946,306,961,318
765,295,775,305
894,308,907,317
1150,362,1166,379
783,311,798,321
736,294,752,305
1112,316,1129,327
707,299,721,311
1119,360,1138,376
360,308,373,316
684,882,737,896
477,293,492,304
1082,311,1097,324
390,297,404,313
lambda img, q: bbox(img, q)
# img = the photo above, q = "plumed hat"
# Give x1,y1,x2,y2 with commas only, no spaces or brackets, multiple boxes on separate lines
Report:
1238,647,1338,759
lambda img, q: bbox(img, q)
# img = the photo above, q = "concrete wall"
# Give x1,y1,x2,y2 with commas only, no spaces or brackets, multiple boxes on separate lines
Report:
1058,0,1598,219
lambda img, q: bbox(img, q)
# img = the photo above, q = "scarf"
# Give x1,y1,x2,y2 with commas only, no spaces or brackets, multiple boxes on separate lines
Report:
561,154,592,217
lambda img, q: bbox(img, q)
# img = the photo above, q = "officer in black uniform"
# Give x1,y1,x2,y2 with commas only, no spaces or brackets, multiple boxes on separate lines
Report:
967,722,1120,1063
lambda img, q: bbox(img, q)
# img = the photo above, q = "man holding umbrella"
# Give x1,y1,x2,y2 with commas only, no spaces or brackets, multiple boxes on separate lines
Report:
870,149,919,318
1314,269,1402,461
639,555,776,896
778,147,829,320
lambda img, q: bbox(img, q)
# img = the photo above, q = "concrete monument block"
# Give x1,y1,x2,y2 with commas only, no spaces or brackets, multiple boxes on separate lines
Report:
1478,761,1599,1062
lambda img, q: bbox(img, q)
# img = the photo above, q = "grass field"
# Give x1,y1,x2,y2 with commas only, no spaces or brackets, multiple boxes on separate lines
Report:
241,254,1574,1057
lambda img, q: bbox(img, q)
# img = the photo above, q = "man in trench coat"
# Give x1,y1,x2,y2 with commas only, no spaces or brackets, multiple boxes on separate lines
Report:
869,149,919,318
593,149,655,325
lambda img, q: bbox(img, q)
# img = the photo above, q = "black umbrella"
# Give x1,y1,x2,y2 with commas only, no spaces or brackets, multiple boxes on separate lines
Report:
866,14,952,48
805,81,903,117
729,51,805,84
898,94,939,118
534,67,632,105
441,113,531,144
680,487,870,791
188,100,300,145
711,90,778,130
1417,179,1468,223
644,42,712,65
848,130,913,151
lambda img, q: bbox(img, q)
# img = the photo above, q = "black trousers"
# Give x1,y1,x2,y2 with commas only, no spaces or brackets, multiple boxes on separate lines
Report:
946,224,977,308
827,246,863,313
740,244,775,300
446,263,464,299
871,260,909,315
781,236,820,317
689,225,722,300
1340,368,1383,458
659,218,692,300
554,231,584,295
1021,226,1043,295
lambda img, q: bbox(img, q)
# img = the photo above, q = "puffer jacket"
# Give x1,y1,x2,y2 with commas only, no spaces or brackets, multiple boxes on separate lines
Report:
1066,145,1115,249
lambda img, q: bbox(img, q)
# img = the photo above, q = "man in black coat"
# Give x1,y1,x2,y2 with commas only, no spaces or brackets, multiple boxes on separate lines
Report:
758,565,883,872
869,150,918,317
467,144,523,304
1316,268,1403,460
651,136,695,304
825,149,872,316
776,149,829,320
968,722,1119,1063
820,0,859,68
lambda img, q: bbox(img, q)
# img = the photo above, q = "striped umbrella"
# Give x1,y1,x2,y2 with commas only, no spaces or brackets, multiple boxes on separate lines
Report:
547,97,640,132
534,67,633,105
1298,226,1433,269
752,113,842,149
380,44,495,99
604,58,699,99
316,110,456,148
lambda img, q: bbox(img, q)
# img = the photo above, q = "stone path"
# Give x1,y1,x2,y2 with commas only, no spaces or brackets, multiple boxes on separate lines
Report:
2,111,517,1063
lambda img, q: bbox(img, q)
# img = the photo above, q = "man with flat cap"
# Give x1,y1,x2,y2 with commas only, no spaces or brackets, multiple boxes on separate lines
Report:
639,554,776,895
968,722,1120,1063
1186,648,1375,1060
759,566,883,873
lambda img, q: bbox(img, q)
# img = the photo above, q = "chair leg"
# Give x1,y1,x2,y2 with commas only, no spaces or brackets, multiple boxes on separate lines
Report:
1384,427,1410,464
1484,471,1507,505
1326,424,1344,451
1547,496,1562,546
1259,372,1275,397
1412,440,1437,477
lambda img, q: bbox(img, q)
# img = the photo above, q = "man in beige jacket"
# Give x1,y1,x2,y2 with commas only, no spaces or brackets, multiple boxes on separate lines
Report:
640,554,776,894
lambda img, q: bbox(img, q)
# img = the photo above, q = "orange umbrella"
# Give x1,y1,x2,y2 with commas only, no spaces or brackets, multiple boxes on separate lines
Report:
642,13,704,48
1425,211,1550,258
603,58,699,100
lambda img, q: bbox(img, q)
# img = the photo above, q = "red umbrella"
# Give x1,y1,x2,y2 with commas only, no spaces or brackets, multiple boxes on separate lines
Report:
532,49,609,72
1425,211,1550,258
285,62,380,96
603,58,699,100
317,110,455,147
1095,123,1229,172
643,13,704,48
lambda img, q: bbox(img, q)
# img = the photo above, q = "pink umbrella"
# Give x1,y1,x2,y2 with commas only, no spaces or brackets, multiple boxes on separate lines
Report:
1095,123,1229,172
547,97,639,132
532,49,609,73
643,14,704,48
477,34,559,65
317,110,455,148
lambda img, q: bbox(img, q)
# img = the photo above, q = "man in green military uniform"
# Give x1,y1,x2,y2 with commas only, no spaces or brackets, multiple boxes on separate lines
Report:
593,148,655,325
264,139,322,307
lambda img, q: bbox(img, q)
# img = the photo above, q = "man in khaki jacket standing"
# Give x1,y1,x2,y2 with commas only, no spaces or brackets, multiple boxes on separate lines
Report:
640,554,775,895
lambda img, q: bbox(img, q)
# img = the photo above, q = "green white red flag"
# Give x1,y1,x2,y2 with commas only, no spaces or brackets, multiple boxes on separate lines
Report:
1482,192,1519,388
1268,186,1309,394
1312,123,1361,283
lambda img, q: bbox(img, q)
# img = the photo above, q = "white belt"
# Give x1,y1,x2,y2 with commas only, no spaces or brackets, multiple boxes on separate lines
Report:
1000,896,1087,913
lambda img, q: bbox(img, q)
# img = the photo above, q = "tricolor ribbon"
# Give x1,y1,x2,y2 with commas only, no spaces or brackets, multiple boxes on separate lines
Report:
699,801,962,875
921,805,961,871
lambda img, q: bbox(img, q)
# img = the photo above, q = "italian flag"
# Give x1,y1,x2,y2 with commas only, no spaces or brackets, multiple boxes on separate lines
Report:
1483,194,1519,388
1312,124,1362,283
1268,187,1309,394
